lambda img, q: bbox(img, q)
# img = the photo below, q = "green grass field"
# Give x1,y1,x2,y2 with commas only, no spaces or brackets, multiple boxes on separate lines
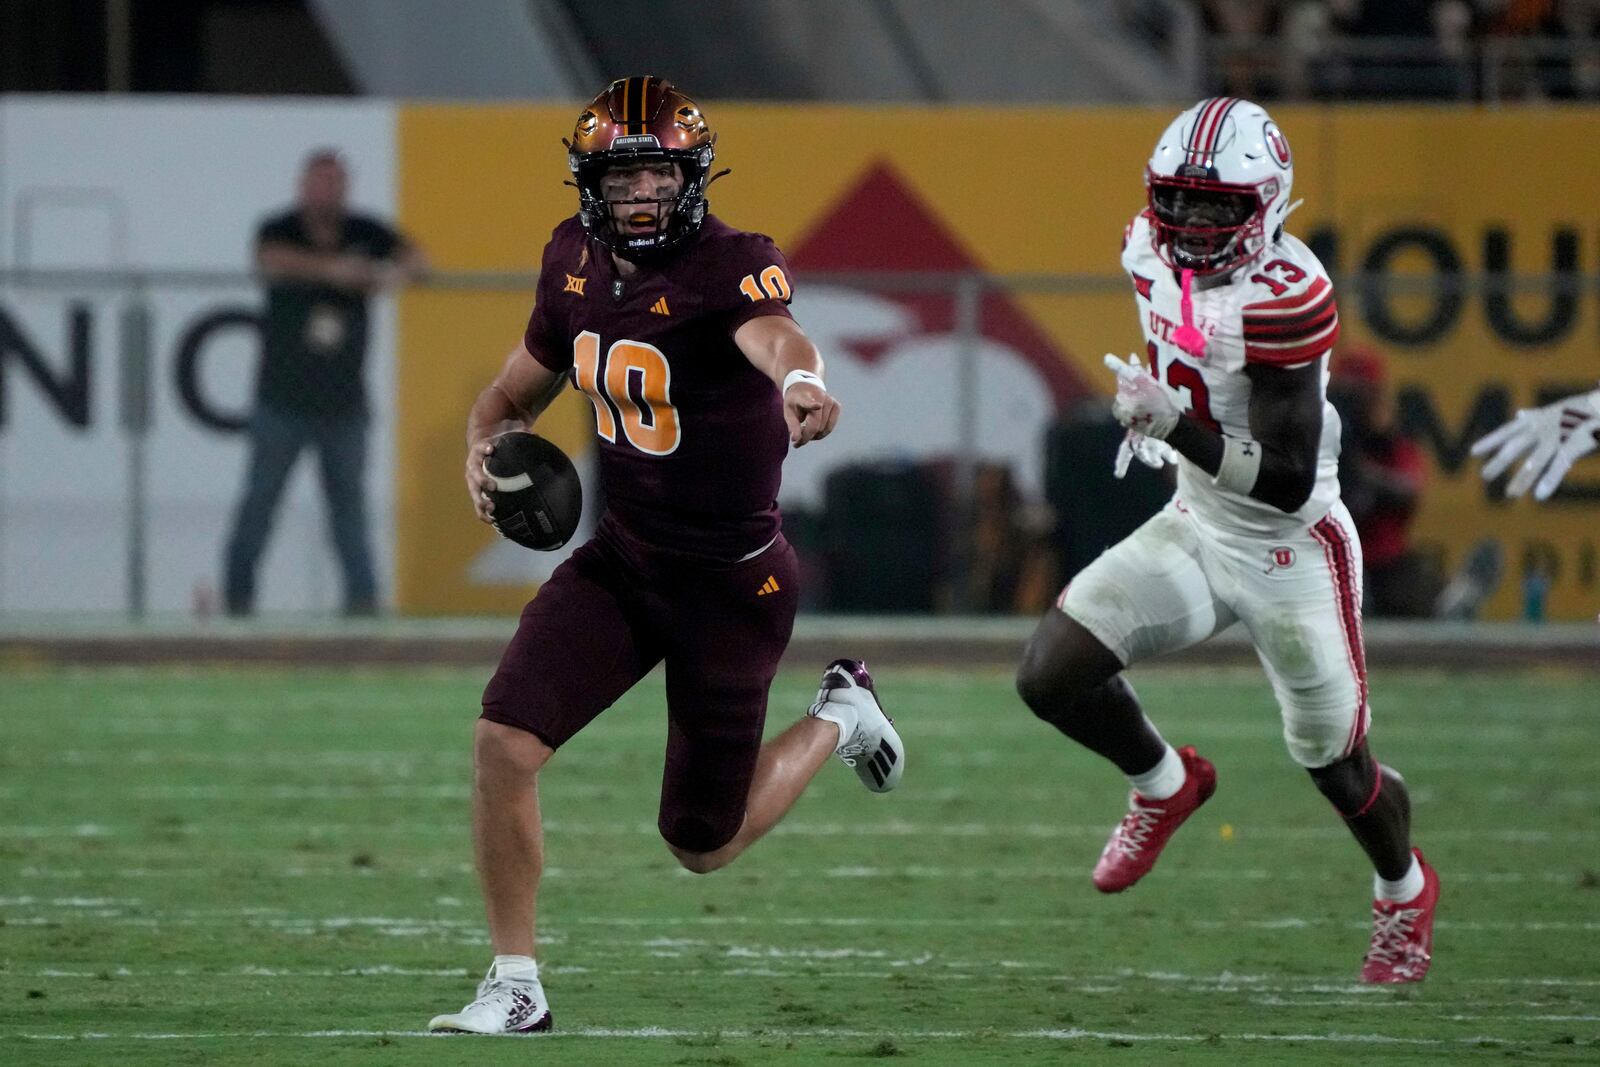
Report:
2,662,1597,1065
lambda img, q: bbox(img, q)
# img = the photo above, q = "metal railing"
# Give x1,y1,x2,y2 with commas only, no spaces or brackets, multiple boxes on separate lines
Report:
3,265,1598,618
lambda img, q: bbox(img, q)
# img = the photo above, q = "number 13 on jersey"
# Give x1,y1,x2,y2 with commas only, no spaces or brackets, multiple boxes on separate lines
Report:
1146,341,1219,433
573,331,682,456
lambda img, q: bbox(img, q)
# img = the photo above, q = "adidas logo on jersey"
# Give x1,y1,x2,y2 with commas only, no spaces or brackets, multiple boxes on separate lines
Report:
649,296,670,315
756,576,781,596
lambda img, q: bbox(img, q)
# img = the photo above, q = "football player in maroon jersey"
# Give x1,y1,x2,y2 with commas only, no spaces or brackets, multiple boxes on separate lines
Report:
428,77,905,1035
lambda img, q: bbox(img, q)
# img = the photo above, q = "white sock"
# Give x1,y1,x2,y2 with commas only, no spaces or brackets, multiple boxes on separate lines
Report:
1128,744,1185,801
1375,856,1424,903
492,954,539,982
809,693,861,746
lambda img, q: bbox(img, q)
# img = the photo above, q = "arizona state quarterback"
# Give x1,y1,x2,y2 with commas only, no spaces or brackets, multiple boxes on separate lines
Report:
429,77,906,1035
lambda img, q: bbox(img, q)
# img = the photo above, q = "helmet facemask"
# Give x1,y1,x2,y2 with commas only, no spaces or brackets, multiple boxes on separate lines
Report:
1147,170,1265,276
572,144,714,261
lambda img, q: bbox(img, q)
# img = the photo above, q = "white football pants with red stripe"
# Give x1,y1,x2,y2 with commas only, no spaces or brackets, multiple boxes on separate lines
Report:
1059,497,1369,768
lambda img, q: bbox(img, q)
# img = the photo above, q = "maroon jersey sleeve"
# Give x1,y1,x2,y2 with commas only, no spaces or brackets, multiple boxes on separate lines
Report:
522,223,578,373
702,232,796,336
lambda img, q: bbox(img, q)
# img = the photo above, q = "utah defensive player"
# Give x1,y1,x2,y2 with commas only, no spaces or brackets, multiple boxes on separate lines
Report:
430,77,904,1035
1471,385,1600,501
1016,99,1439,983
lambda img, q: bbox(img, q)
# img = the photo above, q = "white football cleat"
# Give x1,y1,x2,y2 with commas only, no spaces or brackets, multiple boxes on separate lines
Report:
808,658,904,793
428,959,552,1035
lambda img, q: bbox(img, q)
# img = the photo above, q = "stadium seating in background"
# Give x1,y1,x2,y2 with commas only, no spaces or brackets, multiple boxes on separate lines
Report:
1200,0,1600,101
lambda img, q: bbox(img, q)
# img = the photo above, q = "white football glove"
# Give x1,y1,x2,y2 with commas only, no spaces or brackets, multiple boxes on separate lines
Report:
1113,430,1178,479
1104,352,1180,440
1470,386,1600,501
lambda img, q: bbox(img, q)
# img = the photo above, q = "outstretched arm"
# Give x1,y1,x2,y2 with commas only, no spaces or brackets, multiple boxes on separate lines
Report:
1471,386,1600,501
734,315,841,447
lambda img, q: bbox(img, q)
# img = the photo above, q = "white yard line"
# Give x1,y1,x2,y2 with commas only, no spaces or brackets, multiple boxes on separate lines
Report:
22,747,1597,773
0,824,111,839
3,820,1596,843
0,896,139,906
30,966,473,978
9,782,1600,805
16,964,1600,995
804,865,1579,884
6,909,1598,934
4,1027,1578,1046
11,863,1582,887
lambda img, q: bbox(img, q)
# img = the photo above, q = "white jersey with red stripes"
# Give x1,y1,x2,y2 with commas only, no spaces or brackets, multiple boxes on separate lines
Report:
1121,209,1343,535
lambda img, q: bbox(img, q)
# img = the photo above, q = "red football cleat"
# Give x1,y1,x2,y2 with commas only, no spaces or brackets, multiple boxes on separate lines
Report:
1092,745,1217,893
1360,849,1440,984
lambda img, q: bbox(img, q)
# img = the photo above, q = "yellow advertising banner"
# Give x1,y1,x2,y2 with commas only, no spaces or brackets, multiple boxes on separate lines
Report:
395,103,1599,619
395,106,592,616
1311,110,1599,622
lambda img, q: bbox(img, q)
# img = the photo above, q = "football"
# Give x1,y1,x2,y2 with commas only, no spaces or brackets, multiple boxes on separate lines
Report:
481,431,583,551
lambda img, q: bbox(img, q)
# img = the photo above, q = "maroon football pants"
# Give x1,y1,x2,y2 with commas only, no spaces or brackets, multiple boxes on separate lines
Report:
482,520,800,853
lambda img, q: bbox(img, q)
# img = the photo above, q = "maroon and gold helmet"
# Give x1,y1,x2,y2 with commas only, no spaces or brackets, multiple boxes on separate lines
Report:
567,76,717,259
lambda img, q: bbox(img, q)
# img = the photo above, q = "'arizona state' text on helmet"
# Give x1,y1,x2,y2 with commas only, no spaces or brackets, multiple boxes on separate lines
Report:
567,76,716,259
1144,97,1295,276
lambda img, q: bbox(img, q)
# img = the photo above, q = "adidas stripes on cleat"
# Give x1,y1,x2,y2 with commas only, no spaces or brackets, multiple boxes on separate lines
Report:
808,658,904,793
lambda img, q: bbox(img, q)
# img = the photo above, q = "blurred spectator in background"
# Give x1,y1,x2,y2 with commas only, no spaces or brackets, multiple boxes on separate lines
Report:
1481,0,1600,97
223,148,428,617
1556,0,1600,96
1327,344,1443,617
1205,0,1600,102
1202,0,1287,98
1484,0,1565,97
1321,0,1478,98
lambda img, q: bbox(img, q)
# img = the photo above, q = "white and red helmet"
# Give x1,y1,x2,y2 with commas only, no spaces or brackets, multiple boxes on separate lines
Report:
1145,97,1294,275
